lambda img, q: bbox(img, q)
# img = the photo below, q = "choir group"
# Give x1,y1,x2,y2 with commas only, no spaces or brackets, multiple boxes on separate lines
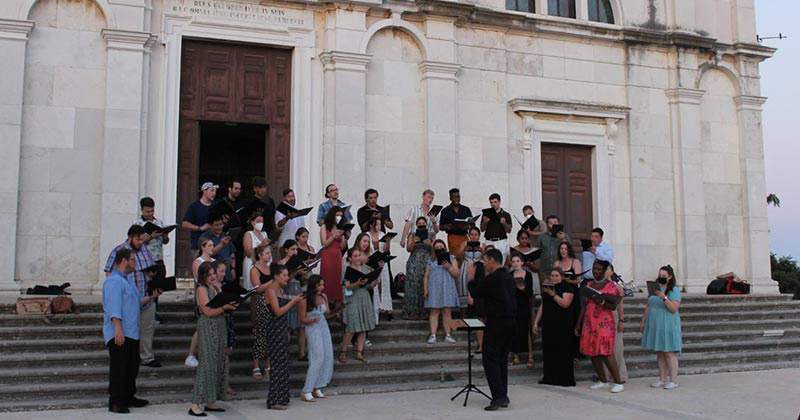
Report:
101,178,684,415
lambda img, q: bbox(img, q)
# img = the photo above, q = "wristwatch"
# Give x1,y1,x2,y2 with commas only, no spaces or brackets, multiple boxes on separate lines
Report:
662,296,668,302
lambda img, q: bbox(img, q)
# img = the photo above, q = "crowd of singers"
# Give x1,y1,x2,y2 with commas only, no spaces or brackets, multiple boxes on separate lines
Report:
101,179,684,415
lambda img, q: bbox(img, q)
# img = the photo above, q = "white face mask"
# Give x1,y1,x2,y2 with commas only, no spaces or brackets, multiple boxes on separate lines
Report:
254,222,263,231
335,216,342,224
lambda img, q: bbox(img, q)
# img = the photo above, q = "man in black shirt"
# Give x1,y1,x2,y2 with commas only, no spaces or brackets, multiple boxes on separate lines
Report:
251,176,276,237
356,188,393,232
468,248,516,411
439,188,473,264
480,193,512,263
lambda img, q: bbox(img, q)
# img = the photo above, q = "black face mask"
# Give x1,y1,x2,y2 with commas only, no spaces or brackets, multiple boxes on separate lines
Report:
657,277,668,285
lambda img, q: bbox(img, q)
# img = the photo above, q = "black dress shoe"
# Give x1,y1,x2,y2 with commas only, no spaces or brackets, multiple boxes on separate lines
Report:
188,408,207,417
143,360,162,368
108,404,130,414
128,397,149,407
204,406,226,412
484,404,500,411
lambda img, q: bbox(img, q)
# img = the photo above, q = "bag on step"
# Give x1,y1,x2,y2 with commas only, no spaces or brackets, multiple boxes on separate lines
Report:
50,295,76,314
706,279,728,295
16,297,51,315
392,273,406,294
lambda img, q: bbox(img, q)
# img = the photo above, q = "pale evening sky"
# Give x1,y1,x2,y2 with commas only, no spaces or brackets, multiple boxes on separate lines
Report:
756,0,799,261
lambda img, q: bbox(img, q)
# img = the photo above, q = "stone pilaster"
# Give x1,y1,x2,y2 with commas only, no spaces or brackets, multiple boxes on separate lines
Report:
0,19,34,293
734,94,773,292
419,61,461,196
319,51,371,201
666,87,708,293
96,29,157,290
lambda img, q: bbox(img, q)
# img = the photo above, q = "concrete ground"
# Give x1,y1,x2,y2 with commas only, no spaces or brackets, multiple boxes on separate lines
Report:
1,369,798,420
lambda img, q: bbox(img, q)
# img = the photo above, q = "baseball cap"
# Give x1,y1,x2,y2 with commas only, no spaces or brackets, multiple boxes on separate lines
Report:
200,182,218,191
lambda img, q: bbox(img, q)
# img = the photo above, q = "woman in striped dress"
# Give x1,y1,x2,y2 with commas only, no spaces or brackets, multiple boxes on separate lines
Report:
188,262,237,417
264,264,305,410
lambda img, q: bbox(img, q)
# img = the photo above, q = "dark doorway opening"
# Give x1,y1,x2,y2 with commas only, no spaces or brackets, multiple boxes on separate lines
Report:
199,121,268,197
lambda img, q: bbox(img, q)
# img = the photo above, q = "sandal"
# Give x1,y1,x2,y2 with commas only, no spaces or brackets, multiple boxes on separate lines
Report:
355,352,368,364
252,368,263,381
339,352,347,364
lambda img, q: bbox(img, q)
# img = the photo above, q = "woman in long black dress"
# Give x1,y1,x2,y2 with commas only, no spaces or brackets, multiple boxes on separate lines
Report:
509,254,535,368
533,267,578,386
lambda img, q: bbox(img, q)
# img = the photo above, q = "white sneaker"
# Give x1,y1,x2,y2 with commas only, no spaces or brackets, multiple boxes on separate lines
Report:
313,389,326,399
365,339,373,347
589,381,609,390
664,382,679,390
184,355,199,368
301,392,315,402
445,335,457,343
650,381,667,388
427,335,437,344
610,383,625,393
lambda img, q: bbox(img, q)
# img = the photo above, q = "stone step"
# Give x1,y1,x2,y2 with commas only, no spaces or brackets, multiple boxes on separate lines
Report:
3,357,799,413
2,334,798,379
1,345,798,404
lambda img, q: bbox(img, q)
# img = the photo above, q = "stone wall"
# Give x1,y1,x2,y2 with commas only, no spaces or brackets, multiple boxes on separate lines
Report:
15,0,107,288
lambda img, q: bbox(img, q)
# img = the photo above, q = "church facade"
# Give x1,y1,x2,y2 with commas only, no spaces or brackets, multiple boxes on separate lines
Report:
0,0,775,293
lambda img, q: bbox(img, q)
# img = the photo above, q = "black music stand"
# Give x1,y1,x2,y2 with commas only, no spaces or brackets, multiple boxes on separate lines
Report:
449,319,491,407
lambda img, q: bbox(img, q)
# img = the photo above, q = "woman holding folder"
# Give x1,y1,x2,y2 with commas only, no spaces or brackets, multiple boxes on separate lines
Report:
189,262,236,417
250,242,272,381
423,239,460,344
320,207,348,317
367,219,394,321
403,217,432,320
263,264,305,410
533,267,578,387
641,265,682,390
340,247,378,363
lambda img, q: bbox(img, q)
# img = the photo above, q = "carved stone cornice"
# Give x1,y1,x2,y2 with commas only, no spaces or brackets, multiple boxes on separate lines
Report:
319,51,372,73
733,95,768,111
0,19,34,41
418,61,461,81
665,88,705,105
102,29,158,52
510,97,630,120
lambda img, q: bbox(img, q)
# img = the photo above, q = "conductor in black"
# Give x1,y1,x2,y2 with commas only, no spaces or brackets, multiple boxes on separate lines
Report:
468,248,516,411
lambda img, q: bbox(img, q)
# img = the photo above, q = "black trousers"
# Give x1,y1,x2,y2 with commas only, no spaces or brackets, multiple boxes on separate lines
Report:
482,319,516,404
108,338,140,406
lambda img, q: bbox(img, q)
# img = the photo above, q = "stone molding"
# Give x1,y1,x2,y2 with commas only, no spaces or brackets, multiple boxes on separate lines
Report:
510,97,630,121
418,61,460,81
733,95,767,111
665,88,705,105
319,51,372,73
102,29,158,52
0,19,34,41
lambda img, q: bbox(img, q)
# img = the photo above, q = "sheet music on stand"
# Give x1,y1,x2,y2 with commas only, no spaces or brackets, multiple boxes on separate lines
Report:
462,318,485,329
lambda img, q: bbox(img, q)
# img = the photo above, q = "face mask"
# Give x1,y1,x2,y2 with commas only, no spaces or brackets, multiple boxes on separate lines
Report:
335,216,342,224
658,277,668,285
255,222,263,231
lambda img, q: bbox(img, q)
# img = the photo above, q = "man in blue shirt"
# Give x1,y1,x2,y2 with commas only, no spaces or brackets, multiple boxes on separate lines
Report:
316,183,353,226
103,248,149,414
582,227,615,280
181,181,217,251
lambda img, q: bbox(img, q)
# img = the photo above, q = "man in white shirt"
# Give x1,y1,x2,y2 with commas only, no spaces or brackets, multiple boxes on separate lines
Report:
275,188,307,247
582,227,615,280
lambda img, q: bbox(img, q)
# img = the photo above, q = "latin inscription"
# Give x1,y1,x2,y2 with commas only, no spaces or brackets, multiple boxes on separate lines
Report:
170,0,307,26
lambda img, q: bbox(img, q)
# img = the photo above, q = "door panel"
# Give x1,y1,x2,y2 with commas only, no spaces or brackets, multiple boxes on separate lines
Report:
176,40,292,277
540,143,594,248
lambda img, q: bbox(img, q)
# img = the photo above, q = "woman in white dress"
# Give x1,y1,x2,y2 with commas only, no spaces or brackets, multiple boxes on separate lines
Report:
242,213,267,289
367,219,393,321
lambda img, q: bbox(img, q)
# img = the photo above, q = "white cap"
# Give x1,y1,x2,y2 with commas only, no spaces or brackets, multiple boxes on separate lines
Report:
200,182,218,191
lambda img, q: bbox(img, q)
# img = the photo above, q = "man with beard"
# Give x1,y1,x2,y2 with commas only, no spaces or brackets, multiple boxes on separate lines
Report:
181,182,217,253
104,225,163,368
467,248,516,411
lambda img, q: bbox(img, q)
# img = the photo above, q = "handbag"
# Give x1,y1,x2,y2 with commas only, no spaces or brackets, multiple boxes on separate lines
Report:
51,295,76,314
392,273,406,293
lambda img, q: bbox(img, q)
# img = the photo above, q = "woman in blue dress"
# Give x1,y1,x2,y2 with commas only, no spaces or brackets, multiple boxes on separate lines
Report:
423,239,460,344
298,275,334,402
640,264,682,390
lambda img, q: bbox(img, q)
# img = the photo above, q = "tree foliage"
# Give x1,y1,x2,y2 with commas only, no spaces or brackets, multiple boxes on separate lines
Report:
771,253,800,299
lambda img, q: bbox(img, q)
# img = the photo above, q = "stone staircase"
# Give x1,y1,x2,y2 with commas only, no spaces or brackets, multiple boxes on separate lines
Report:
0,294,799,412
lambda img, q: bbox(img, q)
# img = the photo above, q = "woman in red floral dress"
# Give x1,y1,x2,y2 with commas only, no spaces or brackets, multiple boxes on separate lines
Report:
575,259,625,393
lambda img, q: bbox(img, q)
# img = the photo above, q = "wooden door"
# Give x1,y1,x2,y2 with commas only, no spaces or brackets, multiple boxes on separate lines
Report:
540,143,594,246
175,40,292,277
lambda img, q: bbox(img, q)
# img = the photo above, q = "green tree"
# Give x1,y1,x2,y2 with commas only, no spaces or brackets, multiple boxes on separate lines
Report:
771,253,800,299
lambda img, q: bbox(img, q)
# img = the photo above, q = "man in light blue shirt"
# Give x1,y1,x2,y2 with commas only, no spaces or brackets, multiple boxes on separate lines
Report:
582,227,615,280
103,248,149,413
316,183,353,225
